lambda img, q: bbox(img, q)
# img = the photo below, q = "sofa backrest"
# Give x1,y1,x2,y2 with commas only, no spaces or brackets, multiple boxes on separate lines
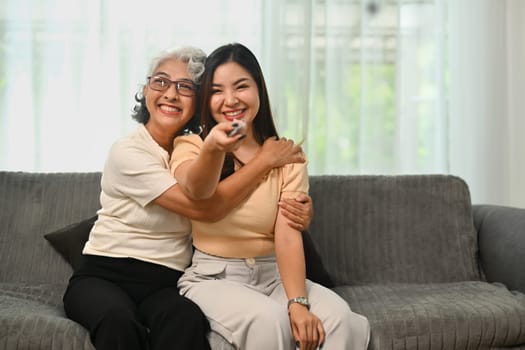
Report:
0,171,102,284
0,172,481,287
308,174,481,286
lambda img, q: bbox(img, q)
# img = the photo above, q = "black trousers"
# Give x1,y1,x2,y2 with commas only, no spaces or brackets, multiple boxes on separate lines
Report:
63,254,211,350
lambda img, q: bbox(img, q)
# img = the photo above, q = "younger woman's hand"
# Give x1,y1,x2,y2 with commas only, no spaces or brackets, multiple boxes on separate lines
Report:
204,121,246,153
288,304,325,350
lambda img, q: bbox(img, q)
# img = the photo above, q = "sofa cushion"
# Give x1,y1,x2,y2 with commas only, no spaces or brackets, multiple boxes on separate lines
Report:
0,283,95,350
0,171,102,284
336,281,525,350
44,216,97,270
308,175,481,285
0,283,235,350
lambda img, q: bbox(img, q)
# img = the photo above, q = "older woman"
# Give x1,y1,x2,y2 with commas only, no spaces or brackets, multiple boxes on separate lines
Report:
63,46,311,350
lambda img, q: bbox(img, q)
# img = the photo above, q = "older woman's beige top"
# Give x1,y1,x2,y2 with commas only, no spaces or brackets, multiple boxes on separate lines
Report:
83,125,193,271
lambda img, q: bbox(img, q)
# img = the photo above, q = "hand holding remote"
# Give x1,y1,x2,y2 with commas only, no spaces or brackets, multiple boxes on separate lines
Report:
227,120,246,137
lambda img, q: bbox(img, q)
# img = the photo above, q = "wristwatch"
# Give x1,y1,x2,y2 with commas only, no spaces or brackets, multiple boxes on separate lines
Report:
287,296,310,310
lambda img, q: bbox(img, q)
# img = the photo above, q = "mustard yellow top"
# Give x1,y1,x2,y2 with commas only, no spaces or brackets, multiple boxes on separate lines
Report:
170,134,309,258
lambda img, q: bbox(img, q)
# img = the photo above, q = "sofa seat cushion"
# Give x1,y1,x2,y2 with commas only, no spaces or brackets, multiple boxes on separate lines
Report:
337,281,525,350
0,283,234,350
0,283,94,350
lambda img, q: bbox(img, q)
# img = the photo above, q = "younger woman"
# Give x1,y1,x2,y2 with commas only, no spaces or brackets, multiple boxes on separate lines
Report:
171,43,370,350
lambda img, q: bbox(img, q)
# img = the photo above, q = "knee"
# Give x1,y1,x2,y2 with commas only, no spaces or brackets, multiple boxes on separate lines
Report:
349,312,370,348
253,309,288,328
151,296,209,331
146,297,210,350
344,310,370,337
94,306,142,333
91,307,147,348
245,306,293,343
328,308,370,348
165,296,206,320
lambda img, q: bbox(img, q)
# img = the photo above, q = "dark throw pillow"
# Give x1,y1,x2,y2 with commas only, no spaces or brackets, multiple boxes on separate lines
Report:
44,215,97,270
302,230,335,288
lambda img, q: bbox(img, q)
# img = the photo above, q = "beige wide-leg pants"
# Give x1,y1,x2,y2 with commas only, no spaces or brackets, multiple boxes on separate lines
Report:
178,250,370,350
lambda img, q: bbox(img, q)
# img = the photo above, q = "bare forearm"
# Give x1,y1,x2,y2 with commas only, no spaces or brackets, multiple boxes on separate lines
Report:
181,146,225,199
175,123,244,200
275,214,307,299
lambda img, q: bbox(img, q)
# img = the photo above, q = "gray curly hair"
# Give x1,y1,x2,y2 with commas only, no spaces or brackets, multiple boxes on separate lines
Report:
132,46,207,128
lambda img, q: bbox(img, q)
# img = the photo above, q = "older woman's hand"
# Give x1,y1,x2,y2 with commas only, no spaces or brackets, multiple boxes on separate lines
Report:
279,193,313,231
258,137,305,169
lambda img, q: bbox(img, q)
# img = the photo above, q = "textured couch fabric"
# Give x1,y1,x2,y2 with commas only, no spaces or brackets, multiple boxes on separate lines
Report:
1,171,525,350
308,175,525,349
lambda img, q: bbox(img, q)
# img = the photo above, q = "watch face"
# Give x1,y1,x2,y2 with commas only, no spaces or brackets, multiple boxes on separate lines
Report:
288,297,311,310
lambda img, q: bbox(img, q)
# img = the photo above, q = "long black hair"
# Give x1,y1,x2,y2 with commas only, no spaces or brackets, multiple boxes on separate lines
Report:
199,43,279,178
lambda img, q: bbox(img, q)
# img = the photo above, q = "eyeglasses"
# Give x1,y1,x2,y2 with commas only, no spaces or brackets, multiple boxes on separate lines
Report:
147,76,197,97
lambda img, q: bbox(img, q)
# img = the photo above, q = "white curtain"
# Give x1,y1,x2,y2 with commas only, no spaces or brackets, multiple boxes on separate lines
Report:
0,0,265,171
448,0,525,208
1,0,523,208
261,1,448,175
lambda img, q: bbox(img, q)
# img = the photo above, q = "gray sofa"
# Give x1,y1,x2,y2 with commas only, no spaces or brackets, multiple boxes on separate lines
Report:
1,171,524,350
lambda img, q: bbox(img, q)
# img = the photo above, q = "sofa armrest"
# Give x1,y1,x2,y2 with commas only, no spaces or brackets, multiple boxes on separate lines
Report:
473,204,525,294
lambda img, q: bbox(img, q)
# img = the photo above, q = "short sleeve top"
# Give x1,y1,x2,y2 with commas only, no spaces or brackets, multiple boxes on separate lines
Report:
83,125,192,271
170,134,308,258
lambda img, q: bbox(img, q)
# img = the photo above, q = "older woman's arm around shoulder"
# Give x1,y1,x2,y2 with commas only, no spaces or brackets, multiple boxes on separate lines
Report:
156,135,306,222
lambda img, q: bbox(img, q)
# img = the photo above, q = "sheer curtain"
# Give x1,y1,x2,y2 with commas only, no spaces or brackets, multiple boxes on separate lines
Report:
1,0,523,207
448,0,525,208
0,0,264,171
261,1,448,175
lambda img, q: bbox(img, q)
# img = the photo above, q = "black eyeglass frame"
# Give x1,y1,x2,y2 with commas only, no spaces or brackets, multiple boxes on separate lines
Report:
147,75,198,97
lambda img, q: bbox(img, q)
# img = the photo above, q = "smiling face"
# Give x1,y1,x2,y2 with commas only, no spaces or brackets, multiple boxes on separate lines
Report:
209,61,260,137
143,58,196,138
